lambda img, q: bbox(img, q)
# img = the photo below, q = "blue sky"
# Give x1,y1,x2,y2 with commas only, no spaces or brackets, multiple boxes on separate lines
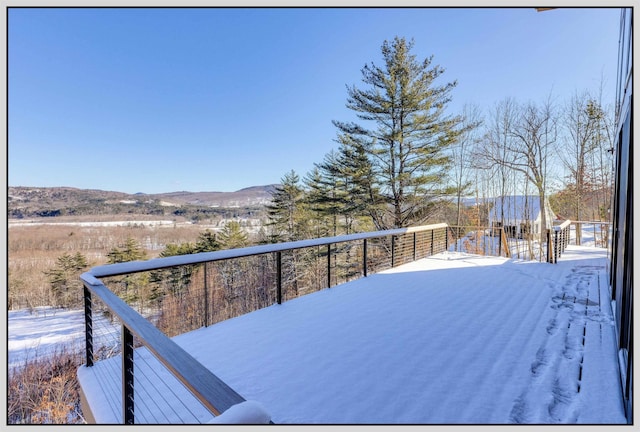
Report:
8,6,621,194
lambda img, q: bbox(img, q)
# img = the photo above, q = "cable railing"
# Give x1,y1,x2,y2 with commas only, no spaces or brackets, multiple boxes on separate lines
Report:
547,220,572,264
81,217,596,424
79,220,590,423
79,223,450,424
568,220,611,248
448,225,548,261
448,221,585,264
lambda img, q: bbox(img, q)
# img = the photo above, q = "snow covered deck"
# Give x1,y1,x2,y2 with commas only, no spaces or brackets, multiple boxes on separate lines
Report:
78,245,626,424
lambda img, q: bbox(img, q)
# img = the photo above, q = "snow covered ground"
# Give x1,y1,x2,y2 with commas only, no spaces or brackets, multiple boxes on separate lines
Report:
8,307,120,370
9,244,625,424
569,222,610,247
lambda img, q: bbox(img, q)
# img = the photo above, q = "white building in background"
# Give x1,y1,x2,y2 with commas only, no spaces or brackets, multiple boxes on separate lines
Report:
488,195,556,239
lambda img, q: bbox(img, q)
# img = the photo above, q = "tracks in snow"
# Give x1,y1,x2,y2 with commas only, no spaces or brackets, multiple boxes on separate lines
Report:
509,265,610,424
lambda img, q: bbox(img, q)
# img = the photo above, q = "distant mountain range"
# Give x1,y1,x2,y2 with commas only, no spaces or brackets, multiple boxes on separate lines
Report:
144,185,278,207
7,185,278,219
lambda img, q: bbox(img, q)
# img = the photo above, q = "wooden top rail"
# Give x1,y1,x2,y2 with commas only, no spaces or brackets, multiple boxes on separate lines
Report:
80,273,247,416
554,220,572,231
88,223,449,278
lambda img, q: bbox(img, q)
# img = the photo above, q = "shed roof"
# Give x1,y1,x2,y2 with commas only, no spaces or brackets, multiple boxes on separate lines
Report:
490,195,555,224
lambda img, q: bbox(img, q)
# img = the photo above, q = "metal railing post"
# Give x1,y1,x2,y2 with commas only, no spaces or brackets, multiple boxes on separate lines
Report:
327,244,332,288
363,238,368,277
453,227,458,252
430,229,434,256
122,325,135,424
203,263,209,327
83,286,94,367
276,251,282,304
391,236,395,267
413,232,417,261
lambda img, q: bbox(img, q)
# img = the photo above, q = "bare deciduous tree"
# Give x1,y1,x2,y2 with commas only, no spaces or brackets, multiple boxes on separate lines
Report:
479,97,558,242
475,97,519,225
450,103,483,226
560,91,601,222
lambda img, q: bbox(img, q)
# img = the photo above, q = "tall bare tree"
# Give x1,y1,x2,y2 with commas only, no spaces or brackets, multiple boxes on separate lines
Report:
480,97,558,242
589,81,616,223
450,103,483,226
476,97,519,225
560,91,602,222
511,98,558,241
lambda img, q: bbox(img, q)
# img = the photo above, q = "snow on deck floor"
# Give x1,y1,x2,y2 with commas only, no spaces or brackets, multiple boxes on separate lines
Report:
78,246,627,424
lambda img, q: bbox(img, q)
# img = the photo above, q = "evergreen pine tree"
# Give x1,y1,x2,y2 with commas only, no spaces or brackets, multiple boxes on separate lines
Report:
44,252,90,308
304,151,348,237
106,237,147,264
333,36,465,229
265,170,310,297
105,237,148,304
334,137,381,231
218,221,249,249
194,229,221,253
303,166,333,239
153,242,197,297
266,170,307,242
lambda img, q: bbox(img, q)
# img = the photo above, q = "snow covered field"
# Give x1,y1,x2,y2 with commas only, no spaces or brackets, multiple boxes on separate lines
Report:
8,307,119,370
7,217,266,235
7,219,178,228
13,245,621,424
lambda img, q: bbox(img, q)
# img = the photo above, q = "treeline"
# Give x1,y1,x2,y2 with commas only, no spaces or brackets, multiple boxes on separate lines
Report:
34,223,251,309
32,221,331,338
